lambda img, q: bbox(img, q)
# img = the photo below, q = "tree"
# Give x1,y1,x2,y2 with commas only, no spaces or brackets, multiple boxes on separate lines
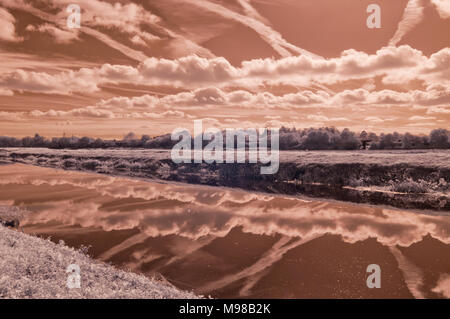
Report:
430,129,449,149
339,129,359,150
303,131,331,150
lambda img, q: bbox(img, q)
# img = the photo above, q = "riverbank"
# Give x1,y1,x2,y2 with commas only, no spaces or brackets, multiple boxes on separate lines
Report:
1,148,448,211
0,207,198,299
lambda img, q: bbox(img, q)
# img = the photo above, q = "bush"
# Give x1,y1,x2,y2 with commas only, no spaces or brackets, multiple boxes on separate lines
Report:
349,177,365,187
81,160,102,170
63,159,77,168
391,179,429,194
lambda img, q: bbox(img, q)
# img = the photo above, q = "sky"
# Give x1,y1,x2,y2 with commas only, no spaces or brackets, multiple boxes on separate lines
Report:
0,0,449,138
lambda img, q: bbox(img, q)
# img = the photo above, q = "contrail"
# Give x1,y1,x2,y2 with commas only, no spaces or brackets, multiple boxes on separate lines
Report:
0,0,215,62
0,1,149,62
389,0,425,46
198,234,321,294
81,27,148,62
183,0,322,59
236,0,269,24
389,246,425,299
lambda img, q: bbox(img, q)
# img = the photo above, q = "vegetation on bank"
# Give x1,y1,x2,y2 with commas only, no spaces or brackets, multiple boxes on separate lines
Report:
1,150,448,210
0,207,198,299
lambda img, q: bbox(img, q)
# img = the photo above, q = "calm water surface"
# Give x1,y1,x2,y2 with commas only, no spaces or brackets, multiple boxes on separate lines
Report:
1,164,449,298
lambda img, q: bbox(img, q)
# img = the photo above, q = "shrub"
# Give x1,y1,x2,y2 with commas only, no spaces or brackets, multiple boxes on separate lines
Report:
392,179,429,193
81,160,102,170
63,159,77,168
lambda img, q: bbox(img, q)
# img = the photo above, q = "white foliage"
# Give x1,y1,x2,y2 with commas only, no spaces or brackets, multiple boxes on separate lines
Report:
0,220,198,299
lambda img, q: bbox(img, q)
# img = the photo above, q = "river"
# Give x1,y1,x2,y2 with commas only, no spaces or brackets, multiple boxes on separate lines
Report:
1,164,449,298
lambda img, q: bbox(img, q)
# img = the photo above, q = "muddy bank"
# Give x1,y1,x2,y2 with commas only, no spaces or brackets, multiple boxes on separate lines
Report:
1,148,449,211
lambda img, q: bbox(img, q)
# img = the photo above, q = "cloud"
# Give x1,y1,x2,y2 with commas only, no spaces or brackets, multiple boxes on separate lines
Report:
97,87,329,110
432,274,450,298
81,27,149,62
54,0,161,30
389,0,425,46
431,0,450,19
364,116,384,123
138,56,238,85
389,246,425,299
307,115,349,122
408,115,435,120
0,88,14,96
0,50,101,73
1,84,449,124
0,0,150,62
29,108,115,119
3,45,447,95
142,111,185,119
0,45,448,134
8,167,449,247
420,48,450,85
332,86,450,107
0,111,23,120
0,0,215,61
0,7,22,42
26,24,79,43
11,105,186,121
27,108,187,120
240,46,434,85
183,0,320,59
0,69,100,94
236,0,269,24
198,235,318,294
427,106,450,114
131,35,152,47
23,0,161,42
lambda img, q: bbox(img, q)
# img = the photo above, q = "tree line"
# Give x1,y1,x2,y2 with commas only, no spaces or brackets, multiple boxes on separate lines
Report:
0,128,449,150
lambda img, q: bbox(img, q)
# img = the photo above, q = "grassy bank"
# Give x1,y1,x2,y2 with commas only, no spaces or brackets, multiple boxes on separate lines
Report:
1,148,449,211
0,207,198,299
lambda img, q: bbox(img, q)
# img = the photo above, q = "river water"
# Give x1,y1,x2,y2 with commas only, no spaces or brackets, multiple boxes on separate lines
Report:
1,164,449,298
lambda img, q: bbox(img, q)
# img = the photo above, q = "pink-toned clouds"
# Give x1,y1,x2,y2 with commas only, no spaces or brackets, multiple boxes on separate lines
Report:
0,0,449,137
389,0,425,47
3,165,448,246
431,0,450,19
2,46,449,93
25,24,79,44
0,7,21,42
